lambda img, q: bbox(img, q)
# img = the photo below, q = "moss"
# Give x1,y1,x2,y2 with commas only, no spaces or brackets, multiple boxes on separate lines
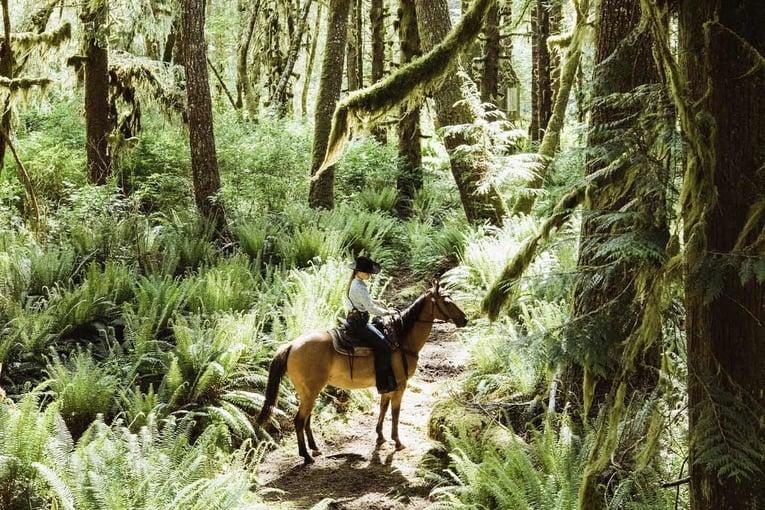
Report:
315,0,496,178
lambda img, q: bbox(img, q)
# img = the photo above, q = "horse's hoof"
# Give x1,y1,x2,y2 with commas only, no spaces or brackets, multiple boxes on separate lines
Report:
303,456,315,465
376,436,386,445
395,443,405,451
311,450,322,457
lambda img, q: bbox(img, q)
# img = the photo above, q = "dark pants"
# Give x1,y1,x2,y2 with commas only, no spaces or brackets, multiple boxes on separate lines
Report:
349,316,397,393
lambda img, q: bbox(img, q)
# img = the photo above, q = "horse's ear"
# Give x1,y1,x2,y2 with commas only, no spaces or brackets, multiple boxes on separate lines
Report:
431,274,442,294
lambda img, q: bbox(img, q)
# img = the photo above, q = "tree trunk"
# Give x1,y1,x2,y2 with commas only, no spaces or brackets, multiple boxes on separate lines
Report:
0,0,14,172
570,0,663,506
415,0,507,226
273,0,312,116
369,0,386,142
236,0,261,118
309,0,351,210
480,2,499,104
529,0,558,143
513,0,584,216
396,0,422,217
345,0,363,92
181,0,226,234
677,2,765,508
83,0,112,185
301,1,322,117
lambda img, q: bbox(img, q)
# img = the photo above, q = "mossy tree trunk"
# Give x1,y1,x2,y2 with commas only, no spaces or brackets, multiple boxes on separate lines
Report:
82,0,112,185
676,2,765,508
414,0,507,226
528,0,560,143
480,2,499,104
272,0,312,116
181,0,226,235
345,0,362,92
0,0,14,171
395,0,422,218
309,0,351,210
235,0,261,117
569,0,664,507
369,0,386,143
300,1,322,117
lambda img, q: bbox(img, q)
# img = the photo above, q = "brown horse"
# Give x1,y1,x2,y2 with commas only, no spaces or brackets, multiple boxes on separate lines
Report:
257,279,468,464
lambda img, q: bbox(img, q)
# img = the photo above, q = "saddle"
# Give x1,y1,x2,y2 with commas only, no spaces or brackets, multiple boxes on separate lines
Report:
331,315,399,357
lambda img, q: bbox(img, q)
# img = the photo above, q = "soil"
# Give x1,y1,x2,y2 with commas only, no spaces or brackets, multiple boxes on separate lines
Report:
256,323,469,509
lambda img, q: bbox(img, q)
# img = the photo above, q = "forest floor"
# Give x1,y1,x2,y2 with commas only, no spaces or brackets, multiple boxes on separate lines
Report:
255,323,470,510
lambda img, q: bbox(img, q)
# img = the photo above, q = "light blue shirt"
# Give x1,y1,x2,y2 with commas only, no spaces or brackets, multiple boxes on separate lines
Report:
344,277,389,316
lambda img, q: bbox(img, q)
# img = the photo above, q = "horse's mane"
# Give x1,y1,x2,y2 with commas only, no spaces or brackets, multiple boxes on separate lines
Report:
395,291,430,335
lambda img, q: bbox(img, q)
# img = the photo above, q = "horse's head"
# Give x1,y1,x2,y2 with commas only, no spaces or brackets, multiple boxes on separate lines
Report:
428,278,468,328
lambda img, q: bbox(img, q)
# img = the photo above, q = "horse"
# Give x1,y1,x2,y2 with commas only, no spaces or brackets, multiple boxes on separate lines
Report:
256,278,468,465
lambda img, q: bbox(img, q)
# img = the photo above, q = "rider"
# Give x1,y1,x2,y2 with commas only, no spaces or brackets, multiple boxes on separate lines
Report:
344,255,398,394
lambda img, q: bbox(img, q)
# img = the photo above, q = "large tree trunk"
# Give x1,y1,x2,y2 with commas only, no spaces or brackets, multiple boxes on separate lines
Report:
414,0,507,226
83,0,112,185
309,0,351,210
396,0,422,217
676,2,765,508
181,0,226,234
569,0,663,507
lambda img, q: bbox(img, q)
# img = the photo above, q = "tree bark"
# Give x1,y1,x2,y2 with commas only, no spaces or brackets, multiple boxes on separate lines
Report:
369,0,386,142
674,2,765,508
480,2,499,104
415,0,507,225
396,0,422,217
181,0,226,234
236,0,261,118
309,0,351,210
345,0,363,92
513,0,585,216
83,0,112,185
570,0,663,506
273,0,312,116
529,0,559,143
301,1,322,117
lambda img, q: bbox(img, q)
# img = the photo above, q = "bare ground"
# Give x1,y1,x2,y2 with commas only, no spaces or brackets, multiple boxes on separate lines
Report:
256,324,469,509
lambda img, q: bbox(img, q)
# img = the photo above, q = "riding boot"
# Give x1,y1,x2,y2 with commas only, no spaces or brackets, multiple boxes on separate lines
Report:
374,353,398,394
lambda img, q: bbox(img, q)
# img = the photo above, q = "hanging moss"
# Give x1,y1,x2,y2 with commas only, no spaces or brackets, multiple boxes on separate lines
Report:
10,23,71,52
314,0,497,178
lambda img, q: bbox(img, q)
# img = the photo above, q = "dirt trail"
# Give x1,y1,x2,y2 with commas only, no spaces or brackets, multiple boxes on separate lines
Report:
256,324,469,509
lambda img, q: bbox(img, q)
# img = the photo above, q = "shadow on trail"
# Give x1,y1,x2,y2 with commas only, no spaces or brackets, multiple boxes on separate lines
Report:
259,445,431,508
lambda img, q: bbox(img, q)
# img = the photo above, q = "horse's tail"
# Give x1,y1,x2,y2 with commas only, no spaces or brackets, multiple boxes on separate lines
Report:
257,343,292,427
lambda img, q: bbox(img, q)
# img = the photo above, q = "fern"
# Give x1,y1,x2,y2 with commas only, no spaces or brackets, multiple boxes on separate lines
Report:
692,381,763,481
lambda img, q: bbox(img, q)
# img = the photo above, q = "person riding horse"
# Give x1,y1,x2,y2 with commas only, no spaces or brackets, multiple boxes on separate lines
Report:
343,256,398,394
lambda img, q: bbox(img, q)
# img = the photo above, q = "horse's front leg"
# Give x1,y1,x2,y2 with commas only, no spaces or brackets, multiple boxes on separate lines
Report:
304,414,321,458
390,389,406,450
294,393,320,465
375,393,392,445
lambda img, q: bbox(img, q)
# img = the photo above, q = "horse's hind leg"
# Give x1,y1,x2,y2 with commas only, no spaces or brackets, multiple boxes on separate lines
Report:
375,393,392,445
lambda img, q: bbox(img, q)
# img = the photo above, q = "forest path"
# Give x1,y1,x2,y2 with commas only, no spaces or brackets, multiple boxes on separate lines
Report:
256,324,469,509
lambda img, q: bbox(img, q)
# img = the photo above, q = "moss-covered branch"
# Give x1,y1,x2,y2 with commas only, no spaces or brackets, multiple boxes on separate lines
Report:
314,0,496,179
482,149,636,320
10,22,71,51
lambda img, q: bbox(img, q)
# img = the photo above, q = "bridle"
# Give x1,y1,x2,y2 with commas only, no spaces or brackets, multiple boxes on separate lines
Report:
416,291,455,324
